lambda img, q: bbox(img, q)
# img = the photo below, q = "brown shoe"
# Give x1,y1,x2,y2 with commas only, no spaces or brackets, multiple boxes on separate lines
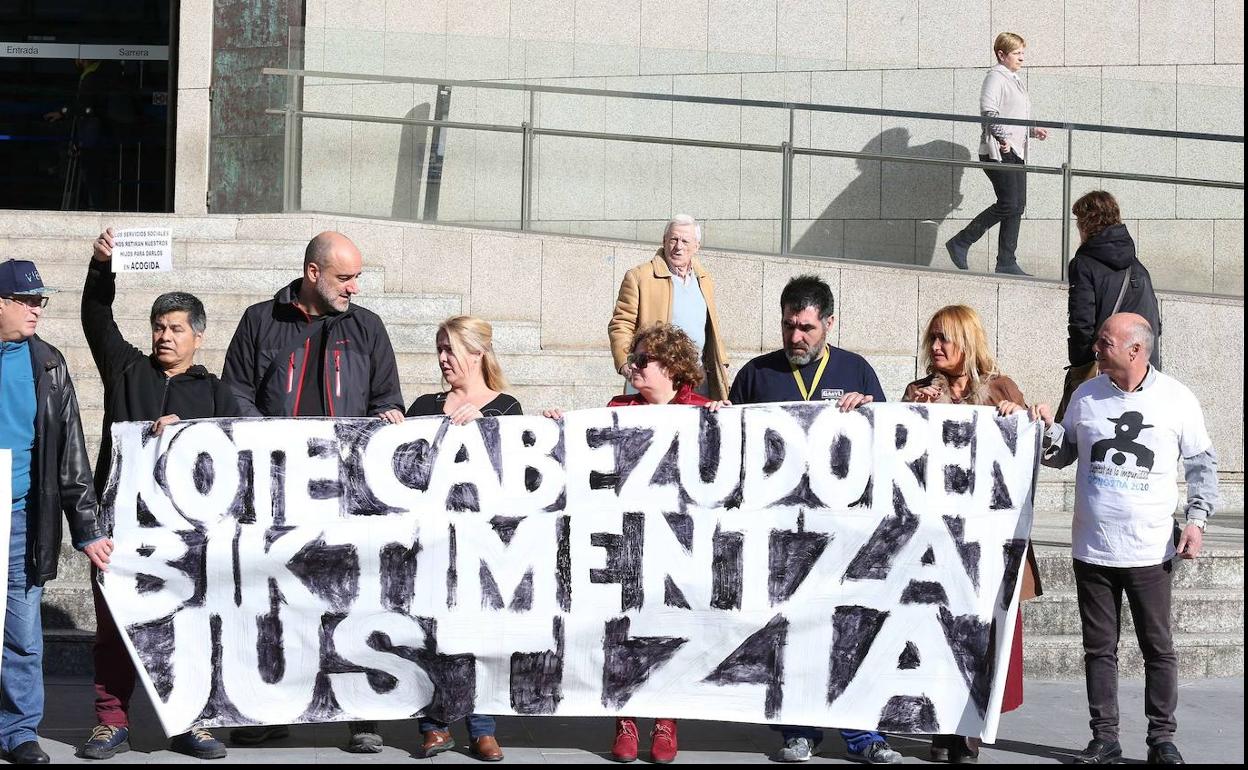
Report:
470,735,504,762
420,730,455,758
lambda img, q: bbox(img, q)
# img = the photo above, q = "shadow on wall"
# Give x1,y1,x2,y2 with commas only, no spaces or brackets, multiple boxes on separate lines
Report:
795,128,972,267
392,102,432,220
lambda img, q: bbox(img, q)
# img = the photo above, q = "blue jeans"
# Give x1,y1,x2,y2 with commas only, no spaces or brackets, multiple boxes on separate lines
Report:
1,505,44,752
420,714,496,739
774,725,885,754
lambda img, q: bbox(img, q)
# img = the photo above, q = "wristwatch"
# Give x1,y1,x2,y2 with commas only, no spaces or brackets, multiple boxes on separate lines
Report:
1185,518,1207,531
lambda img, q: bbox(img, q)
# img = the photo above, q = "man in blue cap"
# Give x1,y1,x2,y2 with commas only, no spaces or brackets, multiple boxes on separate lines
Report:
0,258,112,764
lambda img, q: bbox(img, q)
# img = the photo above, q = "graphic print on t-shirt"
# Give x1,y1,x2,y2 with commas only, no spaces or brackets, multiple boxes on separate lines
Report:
1087,410,1155,494
1090,411,1156,470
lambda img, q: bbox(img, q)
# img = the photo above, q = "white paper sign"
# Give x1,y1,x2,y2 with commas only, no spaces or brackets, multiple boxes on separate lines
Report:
100,404,1039,740
112,228,173,272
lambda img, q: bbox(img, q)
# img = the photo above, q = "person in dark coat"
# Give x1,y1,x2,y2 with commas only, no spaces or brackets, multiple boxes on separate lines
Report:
1067,191,1162,370
220,231,404,754
1060,191,1162,420
77,227,239,761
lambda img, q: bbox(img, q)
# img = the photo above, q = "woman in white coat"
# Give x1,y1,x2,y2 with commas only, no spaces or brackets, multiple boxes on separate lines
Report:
946,32,1048,276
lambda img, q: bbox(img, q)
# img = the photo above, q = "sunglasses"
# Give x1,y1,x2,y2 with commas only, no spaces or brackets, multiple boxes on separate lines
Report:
2,295,49,309
627,351,655,369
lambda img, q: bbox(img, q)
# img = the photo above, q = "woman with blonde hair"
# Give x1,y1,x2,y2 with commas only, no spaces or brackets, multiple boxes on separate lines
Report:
406,315,520,424
904,304,1041,763
905,304,1024,406
946,31,1048,276
406,315,518,761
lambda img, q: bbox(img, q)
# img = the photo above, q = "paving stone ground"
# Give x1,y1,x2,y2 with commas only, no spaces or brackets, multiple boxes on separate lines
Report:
29,676,1244,764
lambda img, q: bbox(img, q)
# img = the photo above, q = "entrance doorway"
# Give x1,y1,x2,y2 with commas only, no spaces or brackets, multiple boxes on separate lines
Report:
0,0,176,211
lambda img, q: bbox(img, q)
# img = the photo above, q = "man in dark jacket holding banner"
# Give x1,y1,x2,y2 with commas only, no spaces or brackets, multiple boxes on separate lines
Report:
0,258,109,765
76,228,240,761
221,231,404,753
222,231,404,422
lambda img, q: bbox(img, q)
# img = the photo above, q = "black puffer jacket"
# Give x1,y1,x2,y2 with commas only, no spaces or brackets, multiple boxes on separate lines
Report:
1066,223,1162,368
28,335,103,585
221,279,403,418
82,259,241,496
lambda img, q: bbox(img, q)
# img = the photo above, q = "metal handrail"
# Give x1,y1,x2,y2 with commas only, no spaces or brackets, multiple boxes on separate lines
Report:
268,106,1241,187
267,68,1245,293
264,67,1245,144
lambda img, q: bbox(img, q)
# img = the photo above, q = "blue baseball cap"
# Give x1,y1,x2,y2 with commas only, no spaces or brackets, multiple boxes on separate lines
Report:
0,259,55,296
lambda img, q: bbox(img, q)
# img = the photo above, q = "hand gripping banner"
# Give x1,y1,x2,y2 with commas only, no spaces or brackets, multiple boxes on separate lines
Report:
98,403,1040,739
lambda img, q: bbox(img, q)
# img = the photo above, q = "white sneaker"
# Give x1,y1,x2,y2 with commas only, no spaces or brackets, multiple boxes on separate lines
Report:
778,736,817,762
851,740,903,764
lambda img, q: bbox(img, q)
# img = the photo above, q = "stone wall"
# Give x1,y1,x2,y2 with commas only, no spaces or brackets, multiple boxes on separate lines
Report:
4,208,1241,502
206,0,300,213
291,1,1244,295
389,219,1244,481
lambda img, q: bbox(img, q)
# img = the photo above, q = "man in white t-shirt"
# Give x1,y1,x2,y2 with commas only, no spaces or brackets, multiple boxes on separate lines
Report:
1035,313,1217,766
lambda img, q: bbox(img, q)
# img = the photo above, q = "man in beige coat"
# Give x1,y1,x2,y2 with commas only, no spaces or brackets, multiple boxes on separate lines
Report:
609,215,730,400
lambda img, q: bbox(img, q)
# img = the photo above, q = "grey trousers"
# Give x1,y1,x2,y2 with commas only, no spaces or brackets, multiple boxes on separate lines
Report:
1072,558,1178,746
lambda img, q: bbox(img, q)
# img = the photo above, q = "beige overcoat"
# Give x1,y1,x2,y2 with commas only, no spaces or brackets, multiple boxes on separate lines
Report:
608,251,730,400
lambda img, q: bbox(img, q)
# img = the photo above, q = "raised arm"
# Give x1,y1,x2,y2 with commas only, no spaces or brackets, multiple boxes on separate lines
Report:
81,228,145,384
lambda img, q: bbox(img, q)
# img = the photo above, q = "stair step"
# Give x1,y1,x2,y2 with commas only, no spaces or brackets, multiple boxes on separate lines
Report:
1023,633,1244,679
34,262,386,297
36,315,542,355
1023,589,1245,635
41,290,463,326
43,628,94,677
1032,548,1244,590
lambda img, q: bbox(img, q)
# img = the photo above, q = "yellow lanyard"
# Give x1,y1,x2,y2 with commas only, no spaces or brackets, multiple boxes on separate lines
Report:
790,346,830,401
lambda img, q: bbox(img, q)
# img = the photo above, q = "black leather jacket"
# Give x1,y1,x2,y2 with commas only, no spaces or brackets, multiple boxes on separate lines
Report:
27,335,103,585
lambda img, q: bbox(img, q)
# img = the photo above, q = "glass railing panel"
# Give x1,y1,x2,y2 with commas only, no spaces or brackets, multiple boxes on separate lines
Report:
1175,71,1244,298
298,113,520,229
269,37,1243,297
527,135,784,256
1068,177,1221,296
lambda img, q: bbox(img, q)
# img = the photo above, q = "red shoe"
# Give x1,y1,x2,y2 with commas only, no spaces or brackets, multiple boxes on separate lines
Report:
611,718,639,762
650,719,678,764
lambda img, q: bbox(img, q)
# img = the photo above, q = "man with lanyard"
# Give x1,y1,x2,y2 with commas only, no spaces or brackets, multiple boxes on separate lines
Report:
729,274,885,410
728,275,898,764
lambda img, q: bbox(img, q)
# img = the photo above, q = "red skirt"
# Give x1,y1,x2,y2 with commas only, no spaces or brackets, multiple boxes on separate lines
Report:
1001,607,1025,713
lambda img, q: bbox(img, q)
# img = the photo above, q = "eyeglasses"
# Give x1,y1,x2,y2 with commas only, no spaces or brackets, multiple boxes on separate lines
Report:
627,351,655,369
2,295,49,309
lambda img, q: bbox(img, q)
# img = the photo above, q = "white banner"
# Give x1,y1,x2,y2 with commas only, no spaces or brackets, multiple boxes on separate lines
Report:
99,404,1039,739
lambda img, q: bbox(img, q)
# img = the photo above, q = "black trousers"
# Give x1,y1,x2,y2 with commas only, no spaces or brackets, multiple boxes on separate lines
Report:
953,150,1027,266
1072,558,1178,746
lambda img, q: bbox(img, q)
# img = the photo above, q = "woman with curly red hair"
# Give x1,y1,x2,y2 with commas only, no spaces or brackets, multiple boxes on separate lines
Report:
545,322,728,762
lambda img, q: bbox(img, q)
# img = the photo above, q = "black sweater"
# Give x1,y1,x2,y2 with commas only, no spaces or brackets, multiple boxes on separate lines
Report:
82,259,240,495
1066,224,1162,368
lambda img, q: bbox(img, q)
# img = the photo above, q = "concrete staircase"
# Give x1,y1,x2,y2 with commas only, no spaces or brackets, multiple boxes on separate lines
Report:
1024,512,1245,680
3,210,1241,681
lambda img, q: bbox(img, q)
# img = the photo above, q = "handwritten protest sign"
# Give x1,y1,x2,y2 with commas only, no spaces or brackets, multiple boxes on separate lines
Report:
112,228,173,272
